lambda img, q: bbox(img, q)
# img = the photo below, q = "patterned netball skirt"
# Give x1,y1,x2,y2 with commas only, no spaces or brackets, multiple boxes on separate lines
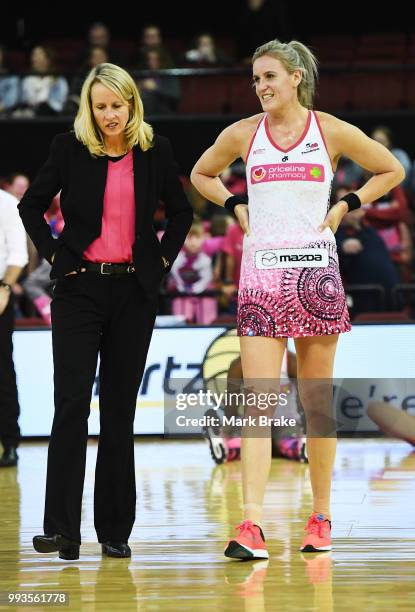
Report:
237,240,351,338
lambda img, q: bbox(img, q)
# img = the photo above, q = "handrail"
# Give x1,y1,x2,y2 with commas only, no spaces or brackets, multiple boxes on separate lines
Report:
4,63,415,79
345,284,386,310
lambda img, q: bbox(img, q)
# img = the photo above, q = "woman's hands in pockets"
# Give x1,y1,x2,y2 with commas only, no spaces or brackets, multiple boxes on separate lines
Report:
64,267,86,276
51,252,85,277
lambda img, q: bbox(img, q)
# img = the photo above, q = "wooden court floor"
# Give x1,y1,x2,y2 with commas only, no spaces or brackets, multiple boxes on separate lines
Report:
0,438,415,611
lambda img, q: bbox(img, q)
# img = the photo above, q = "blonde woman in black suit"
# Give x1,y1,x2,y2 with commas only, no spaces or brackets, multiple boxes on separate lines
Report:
18,63,193,560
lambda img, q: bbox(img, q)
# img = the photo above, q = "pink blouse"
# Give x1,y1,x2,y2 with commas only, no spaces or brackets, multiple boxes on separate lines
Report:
83,150,135,262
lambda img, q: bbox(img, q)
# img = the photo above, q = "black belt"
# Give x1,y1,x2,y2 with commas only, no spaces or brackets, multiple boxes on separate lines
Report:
81,261,136,275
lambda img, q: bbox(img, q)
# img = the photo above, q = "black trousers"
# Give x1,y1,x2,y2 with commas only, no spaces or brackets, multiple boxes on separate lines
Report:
44,272,158,543
0,293,21,449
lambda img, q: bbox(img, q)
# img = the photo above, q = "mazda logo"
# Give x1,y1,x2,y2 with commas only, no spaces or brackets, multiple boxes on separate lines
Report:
261,252,278,266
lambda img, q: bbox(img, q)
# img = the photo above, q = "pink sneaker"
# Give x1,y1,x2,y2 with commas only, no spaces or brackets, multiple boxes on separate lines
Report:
275,437,308,463
224,520,269,560
300,514,332,552
224,437,241,462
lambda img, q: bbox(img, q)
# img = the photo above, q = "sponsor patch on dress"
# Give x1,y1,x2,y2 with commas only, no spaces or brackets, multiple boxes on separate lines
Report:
250,163,325,183
254,248,329,269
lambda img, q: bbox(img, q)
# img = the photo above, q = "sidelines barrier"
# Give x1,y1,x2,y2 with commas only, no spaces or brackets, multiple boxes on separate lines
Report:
14,323,415,436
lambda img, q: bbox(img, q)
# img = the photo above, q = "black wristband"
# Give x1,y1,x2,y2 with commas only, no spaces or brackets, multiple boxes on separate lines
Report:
340,192,361,212
224,195,248,216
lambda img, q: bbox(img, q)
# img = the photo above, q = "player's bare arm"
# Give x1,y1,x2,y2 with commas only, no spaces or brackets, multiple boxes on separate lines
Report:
191,115,262,205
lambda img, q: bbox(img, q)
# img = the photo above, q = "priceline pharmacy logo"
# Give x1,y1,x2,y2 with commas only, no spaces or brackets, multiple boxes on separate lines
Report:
250,163,325,183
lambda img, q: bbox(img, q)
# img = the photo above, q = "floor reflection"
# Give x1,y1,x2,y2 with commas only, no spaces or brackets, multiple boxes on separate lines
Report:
0,439,413,610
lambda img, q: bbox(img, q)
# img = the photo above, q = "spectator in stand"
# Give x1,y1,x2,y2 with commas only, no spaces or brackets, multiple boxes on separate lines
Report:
336,125,412,201
78,23,125,67
167,221,217,324
335,185,400,315
66,47,109,114
14,46,68,117
136,25,174,69
22,259,52,324
332,156,364,194
0,188,28,467
137,50,180,114
0,44,19,116
362,171,413,281
5,174,37,274
3,173,37,312
222,161,247,195
22,194,64,325
184,33,231,66
201,215,232,307
220,221,244,314
200,216,227,262
371,126,411,190
5,173,29,202
236,0,290,63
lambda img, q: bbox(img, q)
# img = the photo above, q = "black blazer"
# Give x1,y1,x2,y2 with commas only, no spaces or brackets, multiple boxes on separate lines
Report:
18,131,193,298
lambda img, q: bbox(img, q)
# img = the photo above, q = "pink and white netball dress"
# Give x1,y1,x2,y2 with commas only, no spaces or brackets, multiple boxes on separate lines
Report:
238,111,351,338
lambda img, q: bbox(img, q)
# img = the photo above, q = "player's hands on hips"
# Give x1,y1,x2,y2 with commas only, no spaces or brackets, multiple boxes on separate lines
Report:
318,201,348,234
235,203,250,236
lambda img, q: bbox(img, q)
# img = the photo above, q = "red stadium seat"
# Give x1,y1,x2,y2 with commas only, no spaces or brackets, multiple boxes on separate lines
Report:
7,50,27,72
315,72,353,111
178,75,230,114
355,33,406,65
350,70,404,110
309,35,356,65
44,38,83,71
229,73,259,115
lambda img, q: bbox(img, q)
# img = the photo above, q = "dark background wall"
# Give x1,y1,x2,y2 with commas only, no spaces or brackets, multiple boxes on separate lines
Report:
1,3,411,44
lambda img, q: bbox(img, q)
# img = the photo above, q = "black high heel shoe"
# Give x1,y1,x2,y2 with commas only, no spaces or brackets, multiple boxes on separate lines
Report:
59,545,80,560
33,534,80,560
101,542,131,558
0,446,18,467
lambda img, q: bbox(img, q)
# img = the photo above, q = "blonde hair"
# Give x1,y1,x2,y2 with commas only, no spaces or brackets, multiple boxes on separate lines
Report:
74,63,153,156
252,39,318,109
